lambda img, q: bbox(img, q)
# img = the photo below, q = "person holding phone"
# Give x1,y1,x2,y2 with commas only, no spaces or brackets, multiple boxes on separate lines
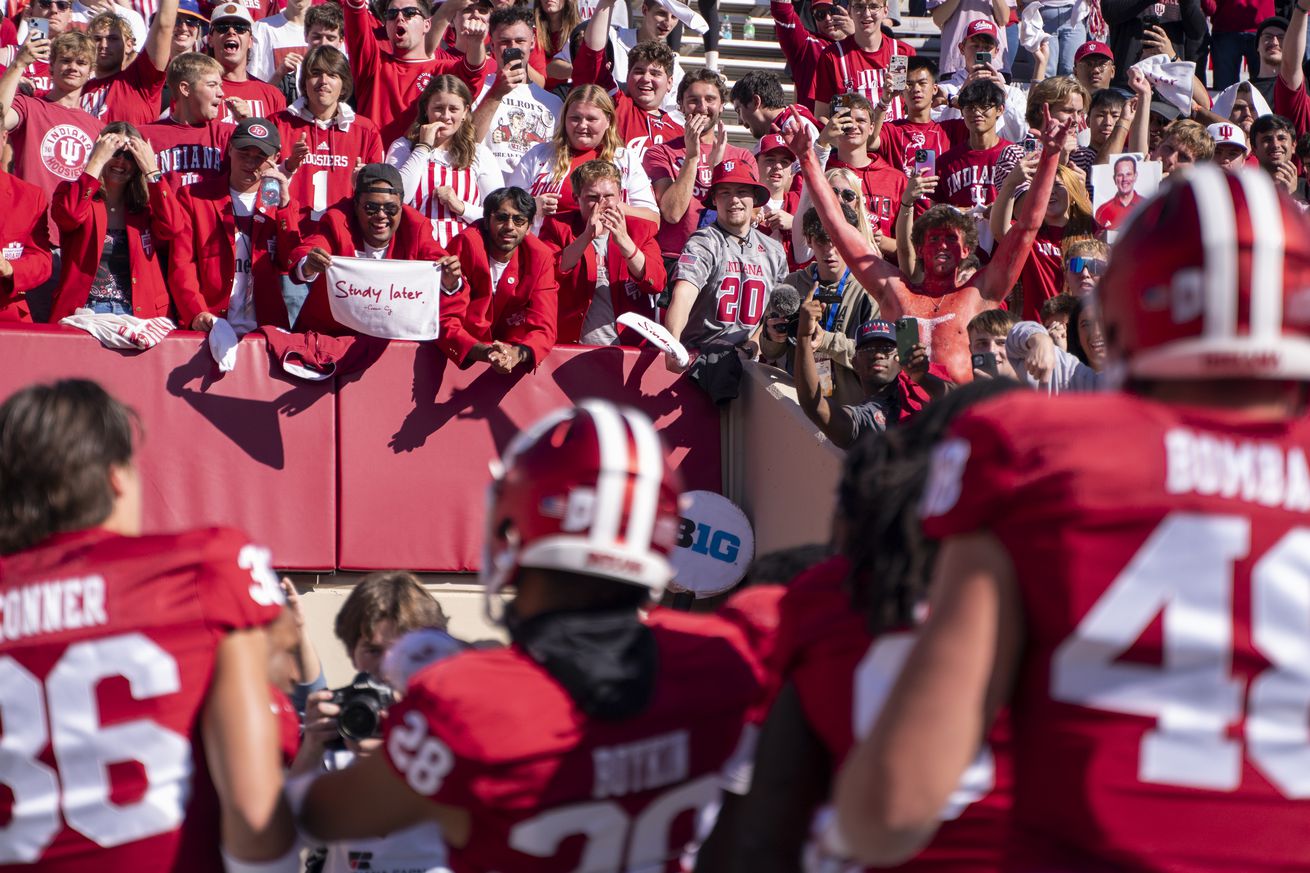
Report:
933,19,1034,142
769,0,853,111
794,315,937,447
821,91,907,257
871,56,969,176
784,99,1069,384
812,0,917,124
17,0,74,91
472,5,563,175
163,117,299,334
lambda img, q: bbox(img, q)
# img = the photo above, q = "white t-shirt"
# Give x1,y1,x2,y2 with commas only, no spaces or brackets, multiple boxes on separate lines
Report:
490,257,509,290
318,748,451,873
249,13,307,85
474,77,565,177
228,189,259,337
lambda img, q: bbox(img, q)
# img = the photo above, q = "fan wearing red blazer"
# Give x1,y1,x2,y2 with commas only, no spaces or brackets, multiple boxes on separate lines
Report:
289,163,464,335
538,160,665,344
439,187,559,373
0,167,53,322
163,119,301,333
51,127,177,323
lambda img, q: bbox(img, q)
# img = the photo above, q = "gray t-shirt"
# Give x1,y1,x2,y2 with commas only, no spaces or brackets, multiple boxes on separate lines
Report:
580,235,619,346
673,223,789,350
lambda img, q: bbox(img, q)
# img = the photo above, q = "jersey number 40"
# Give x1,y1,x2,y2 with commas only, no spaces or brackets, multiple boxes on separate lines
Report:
1053,513,1310,798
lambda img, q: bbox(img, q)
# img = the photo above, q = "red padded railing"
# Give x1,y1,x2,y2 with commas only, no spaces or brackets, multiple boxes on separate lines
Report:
0,325,722,571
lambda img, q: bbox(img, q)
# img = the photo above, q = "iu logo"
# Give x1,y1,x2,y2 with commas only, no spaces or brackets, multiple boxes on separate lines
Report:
1219,124,1234,138
723,160,735,172
246,123,270,138
40,124,95,180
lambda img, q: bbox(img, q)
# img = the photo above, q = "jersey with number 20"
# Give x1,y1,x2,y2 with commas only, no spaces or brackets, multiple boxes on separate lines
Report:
0,527,286,872
382,608,763,873
921,391,1310,872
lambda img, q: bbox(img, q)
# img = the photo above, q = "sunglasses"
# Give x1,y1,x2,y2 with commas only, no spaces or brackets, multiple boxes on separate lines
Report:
362,202,401,216
382,6,425,20
212,21,250,34
813,6,843,17
1068,256,1106,276
112,148,132,160
834,188,859,203
38,0,72,10
492,211,529,226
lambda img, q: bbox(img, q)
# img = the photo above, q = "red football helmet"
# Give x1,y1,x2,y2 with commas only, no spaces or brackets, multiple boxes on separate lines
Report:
480,401,684,611
1103,165,1310,380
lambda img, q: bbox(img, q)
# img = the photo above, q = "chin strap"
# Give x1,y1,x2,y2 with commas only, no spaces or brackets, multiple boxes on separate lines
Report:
508,605,658,721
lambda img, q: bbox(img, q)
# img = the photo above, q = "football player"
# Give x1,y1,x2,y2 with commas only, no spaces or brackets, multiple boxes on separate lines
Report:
0,380,297,872
296,400,764,872
835,166,1310,870
722,381,1019,873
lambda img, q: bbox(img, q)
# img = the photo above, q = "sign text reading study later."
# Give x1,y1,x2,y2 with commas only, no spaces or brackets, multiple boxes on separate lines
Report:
333,281,426,303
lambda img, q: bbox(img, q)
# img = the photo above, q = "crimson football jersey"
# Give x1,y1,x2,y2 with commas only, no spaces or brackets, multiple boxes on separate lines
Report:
143,117,233,187
382,608,763,873
771,555,1011,872
0,526,286,872
921,391,1310,872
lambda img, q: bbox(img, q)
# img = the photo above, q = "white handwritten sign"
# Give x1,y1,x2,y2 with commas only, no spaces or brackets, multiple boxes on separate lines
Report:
326,256,442,341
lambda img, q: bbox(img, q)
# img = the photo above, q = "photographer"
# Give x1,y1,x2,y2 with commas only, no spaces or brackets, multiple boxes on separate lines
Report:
796,313,944,448
293,571,454,873
760,206,874,406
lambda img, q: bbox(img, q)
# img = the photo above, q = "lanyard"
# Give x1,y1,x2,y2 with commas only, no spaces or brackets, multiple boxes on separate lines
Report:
813,266,850,332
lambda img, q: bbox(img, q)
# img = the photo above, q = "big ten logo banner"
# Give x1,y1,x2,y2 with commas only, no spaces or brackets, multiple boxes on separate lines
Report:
327,256,443,341
669,491,756,598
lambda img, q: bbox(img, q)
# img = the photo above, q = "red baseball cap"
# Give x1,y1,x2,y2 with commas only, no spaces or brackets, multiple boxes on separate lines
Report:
963,18,999,43
1075,40,1113,63
755,134,789,156
811,0,836,8
703,159,771,206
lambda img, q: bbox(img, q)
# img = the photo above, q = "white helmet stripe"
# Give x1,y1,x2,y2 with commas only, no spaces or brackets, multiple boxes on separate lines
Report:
622,408,663,552
579,399,628,543
1235,169,1285,341
1188,165,1239,341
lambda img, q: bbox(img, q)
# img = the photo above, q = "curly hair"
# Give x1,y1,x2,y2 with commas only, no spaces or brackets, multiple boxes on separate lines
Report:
911,204,978,254
548,84,622,183
843,378,1023,633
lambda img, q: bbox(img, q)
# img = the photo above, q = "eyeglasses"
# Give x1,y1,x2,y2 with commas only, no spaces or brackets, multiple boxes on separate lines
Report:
211,21,251,34
849,3,886,15
1068,256,1107,276
362,202,401,216
492,211,529,226
382,6,425,20
38,0,72,10
834,188,859,203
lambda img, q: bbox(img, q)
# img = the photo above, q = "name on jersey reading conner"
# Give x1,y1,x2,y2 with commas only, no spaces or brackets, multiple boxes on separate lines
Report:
0,575,108,642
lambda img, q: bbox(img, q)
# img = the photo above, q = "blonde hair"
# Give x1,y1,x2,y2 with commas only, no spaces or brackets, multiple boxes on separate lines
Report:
826,167,876,244
533,0,579,58
167,51,222,92
1062,236,1108,266
549,85,622,183
1025,75,1091,130
50,31,94,67
407,74,477,169
87,12,135,53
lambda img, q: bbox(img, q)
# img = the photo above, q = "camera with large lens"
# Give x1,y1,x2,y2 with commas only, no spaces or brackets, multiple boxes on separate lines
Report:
330,672,396,741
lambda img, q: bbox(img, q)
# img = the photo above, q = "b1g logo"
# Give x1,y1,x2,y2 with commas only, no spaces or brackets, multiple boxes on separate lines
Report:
675,516,740,563
40,124,94,180
668,491,755,598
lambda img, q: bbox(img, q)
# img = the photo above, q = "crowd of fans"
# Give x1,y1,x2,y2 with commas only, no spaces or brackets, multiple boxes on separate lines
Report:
0,0,1305,417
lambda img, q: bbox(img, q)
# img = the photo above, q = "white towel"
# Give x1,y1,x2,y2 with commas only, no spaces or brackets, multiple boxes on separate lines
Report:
1019,4,1050,53
649,0,709,34
60,311,177,350
1211,79,1272,122
208,317,240,372
1132,53,1196,116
